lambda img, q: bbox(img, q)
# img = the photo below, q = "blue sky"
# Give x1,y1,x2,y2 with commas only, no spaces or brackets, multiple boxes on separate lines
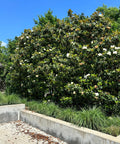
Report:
0,0,120,46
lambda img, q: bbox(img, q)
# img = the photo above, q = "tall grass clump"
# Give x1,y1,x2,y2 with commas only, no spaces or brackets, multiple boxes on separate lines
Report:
72,107,108,131
101,116,120,136
6,93,22,104
0,91,26,105
26,101,108,132
0,92,8,105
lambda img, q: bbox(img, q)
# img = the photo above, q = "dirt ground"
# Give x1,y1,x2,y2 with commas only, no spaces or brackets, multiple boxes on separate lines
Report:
0,120,68,144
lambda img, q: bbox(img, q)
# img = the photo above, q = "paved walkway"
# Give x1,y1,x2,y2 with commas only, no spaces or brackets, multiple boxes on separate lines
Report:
0,121,67,144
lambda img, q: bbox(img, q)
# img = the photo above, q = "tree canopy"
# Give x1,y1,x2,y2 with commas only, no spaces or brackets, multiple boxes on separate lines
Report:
34,9,58,27
96,5,120,31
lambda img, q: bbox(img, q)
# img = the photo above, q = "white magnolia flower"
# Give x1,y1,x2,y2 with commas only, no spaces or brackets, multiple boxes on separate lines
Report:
21,83,23,87
84,74,90,79
113,51,117,54
71,42,75,45
73,91,76,94
24,59,28,62
98,53,102,56
71,82,74,84
33,80,35,83
115,47,120,50
24,42,26,45
66,53,70,57
103,48,107,51
111,45,115,48
20,62,22,65
107,51,111,55
36,75,39,77
20,36,24,40
82,46,87,49
91,41,94,44
26,36,29,39
95,93,99,96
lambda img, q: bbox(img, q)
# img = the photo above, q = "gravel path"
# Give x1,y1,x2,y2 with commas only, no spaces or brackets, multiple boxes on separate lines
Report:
0,120,68,144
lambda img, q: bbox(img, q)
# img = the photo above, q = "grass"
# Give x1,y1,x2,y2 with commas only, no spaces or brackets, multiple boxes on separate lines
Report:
0,91,120,136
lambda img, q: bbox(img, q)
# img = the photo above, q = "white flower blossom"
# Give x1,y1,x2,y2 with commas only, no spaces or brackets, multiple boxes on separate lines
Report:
71,42,75,45
16,47,19,50
66,53,70,57
71,82,74,84
20,36,24,40
107,51,111,55
82,46,87,49
111,45,115,48
84,74,90,79
24,59,28,62
36,75,39,77
73,91,76,94
91,41,94,44
26,36,29,39
95,93,99,96
103,48,107,51
98,53,102,56
21,83,23,87
113,51,117,54
115,47,120,50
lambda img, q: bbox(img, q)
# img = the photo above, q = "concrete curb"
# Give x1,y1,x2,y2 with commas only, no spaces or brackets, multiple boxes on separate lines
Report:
0,104,25,123
20,109,120,144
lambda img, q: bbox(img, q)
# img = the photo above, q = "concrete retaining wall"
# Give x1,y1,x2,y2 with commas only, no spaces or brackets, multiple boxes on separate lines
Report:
20,109,120,144
0,104,25,123
0,105,120,144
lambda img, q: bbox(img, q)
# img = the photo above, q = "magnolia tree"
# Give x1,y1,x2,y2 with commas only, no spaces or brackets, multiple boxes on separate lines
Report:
7,10,120,114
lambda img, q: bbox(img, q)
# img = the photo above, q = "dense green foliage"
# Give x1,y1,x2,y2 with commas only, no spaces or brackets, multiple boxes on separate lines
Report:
96,5,120,32
6,10,120,115
0,37,19,91
0,42,8,90
34,9,58,27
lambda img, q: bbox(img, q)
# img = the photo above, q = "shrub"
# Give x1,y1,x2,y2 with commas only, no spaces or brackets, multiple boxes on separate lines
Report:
6,10,120,114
